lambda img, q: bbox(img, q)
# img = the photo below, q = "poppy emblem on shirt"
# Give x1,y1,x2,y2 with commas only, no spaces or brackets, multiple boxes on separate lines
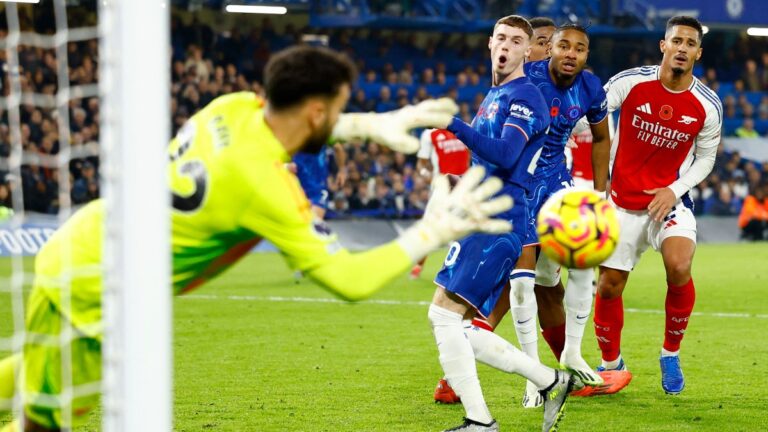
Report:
659,104,673,120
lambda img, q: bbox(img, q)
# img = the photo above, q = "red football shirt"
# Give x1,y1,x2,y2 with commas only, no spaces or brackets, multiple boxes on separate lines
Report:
418,128,470,176
570,128,594,181
605,66,721,210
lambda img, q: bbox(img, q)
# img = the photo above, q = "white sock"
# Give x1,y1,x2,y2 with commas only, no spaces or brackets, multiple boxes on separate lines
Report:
428,304,492,424
563,268,595,359
661,348,679,357
602,354,623,369
509,270,538,361
464,321,555,389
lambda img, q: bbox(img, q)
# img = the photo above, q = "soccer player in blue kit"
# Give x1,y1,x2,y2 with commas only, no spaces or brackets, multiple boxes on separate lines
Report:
292,143,346,219
506,23,613,404
428,15,577,432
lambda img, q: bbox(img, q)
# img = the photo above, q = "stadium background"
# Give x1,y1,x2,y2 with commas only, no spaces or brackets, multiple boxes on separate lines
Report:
1,0,767,229
1,1,768,431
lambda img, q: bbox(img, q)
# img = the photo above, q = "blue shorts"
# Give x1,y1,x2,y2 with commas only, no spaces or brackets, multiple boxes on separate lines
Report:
524,165,574,246
294,151,329,209
303,182,330,208
434,184,527,318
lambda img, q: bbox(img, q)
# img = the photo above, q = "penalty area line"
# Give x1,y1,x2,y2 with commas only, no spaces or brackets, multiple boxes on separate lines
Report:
183,294,768,319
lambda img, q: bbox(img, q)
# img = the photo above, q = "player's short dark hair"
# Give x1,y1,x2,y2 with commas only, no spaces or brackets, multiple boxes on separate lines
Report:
554,23,590,41
529,17,556,29
494,15,533,39
666,16,704,42
264,45,357,110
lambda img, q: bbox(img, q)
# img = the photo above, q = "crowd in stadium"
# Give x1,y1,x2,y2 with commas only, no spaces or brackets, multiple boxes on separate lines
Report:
2,14,768,233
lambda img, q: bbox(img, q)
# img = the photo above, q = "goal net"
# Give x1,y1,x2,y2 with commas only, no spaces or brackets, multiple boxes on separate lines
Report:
0,0,171,430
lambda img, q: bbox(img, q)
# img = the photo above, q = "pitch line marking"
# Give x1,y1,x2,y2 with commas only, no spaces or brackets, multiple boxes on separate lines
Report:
183,294,768,319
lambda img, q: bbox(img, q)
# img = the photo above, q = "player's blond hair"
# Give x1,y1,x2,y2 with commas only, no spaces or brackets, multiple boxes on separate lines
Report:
493,15,533,39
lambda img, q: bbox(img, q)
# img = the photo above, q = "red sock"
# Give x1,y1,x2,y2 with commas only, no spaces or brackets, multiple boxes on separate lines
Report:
470,317,494,332
594,295,623,362
541,323,566,361
663,278,696,352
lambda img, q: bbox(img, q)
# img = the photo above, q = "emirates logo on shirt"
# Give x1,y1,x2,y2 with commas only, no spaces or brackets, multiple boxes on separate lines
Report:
631,114,692,149
436,134,467,154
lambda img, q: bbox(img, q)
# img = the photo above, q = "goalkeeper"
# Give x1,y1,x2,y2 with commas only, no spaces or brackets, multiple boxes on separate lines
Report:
0,46,513,431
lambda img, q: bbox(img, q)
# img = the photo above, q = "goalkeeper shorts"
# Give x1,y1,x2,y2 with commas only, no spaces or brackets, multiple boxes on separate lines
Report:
22,287,102,429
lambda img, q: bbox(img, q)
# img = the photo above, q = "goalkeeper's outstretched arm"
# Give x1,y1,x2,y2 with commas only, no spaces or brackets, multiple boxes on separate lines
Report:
332,98,459,154
243,166,511,302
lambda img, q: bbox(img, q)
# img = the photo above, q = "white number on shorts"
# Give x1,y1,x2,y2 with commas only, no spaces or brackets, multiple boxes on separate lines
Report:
444,242,461,266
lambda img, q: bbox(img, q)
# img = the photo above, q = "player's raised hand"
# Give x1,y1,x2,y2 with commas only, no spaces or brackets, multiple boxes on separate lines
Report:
644,187,676,222
396,166,513,261
332,98,459,154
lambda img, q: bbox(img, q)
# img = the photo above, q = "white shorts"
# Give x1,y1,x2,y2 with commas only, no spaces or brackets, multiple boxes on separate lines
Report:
601,202,697,272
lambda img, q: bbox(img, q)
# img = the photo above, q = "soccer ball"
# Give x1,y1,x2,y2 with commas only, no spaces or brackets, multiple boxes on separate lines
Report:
536,189,619,269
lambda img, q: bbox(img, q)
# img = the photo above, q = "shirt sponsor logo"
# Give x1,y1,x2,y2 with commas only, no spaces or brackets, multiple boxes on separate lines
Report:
435,133,467,154
631,114,692,149
508,103,533,121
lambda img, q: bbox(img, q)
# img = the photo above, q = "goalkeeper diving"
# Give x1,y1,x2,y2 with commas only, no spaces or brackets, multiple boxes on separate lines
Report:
0,46,514,431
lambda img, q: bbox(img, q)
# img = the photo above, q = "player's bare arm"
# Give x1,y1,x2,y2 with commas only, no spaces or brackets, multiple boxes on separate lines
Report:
589,117,610,193
332,142,347,188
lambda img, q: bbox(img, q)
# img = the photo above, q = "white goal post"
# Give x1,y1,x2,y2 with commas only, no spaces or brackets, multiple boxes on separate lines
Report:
100,1,172,431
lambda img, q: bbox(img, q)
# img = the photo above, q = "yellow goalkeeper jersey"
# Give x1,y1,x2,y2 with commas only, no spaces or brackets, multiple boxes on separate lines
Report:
34,92,412,333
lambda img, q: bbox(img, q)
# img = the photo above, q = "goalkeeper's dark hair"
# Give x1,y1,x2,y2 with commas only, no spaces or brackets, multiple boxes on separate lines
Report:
264,45,357,110
529,17,556,30
554,23,590,41
666,16,704,43
493,15,533,39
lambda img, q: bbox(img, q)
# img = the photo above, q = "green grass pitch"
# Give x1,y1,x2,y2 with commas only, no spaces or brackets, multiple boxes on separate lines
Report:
2,242,768,430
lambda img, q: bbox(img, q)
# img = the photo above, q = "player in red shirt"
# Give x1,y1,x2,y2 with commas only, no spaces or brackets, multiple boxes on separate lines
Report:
410,128,470,279
568,120,596,190
591,16,722,395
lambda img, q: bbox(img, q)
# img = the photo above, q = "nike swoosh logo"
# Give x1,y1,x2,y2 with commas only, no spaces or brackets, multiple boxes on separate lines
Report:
576,314,589,320
517,318,533,325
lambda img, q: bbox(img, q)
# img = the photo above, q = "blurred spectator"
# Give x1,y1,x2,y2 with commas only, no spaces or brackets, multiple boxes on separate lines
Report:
375,86,397,112
421,68,435,85
735,118,759,138
349,182,375,210
762,52,768,90
723,94,737,119
6,9,768,220
737,94,754,118
738,184,768,240
72,160,98,204
703,67,720,92
705,185,740,215
741,59,762,91
758,95,768,120
348,89,375,112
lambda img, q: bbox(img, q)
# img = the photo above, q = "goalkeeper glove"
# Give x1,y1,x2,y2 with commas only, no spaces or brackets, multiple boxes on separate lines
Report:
332,98,459,154
397,166,513,262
